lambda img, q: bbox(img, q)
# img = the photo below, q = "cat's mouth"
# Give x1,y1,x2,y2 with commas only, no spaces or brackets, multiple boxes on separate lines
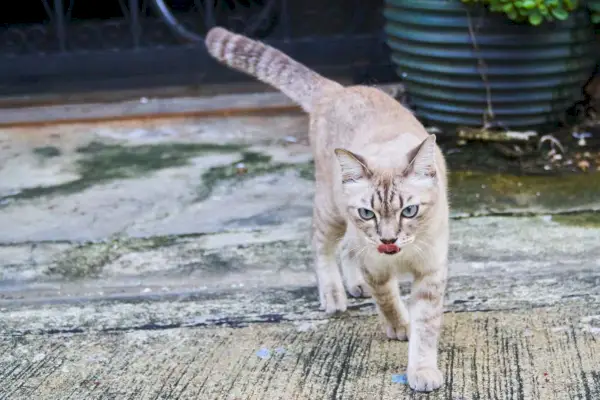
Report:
377,243,400,255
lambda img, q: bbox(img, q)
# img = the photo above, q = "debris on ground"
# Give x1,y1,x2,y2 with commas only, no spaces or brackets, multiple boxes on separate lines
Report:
439,110,600,175
578,160,591,172
573,131,592,147
294,320,329,332
235,162,247,175
458,127,538,143
391,373,408,384
256,347,286,359
256,348,271,359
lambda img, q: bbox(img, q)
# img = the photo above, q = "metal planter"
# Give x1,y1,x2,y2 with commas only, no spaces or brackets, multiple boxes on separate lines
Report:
383,0,596,129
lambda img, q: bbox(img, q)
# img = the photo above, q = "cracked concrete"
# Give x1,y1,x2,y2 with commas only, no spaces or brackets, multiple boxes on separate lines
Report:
1,112,599,399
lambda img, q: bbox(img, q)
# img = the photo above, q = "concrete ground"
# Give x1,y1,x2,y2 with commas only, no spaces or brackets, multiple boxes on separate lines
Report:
0,107,599,399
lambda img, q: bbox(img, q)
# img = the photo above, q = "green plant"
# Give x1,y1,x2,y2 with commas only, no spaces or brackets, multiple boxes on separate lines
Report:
589,0,600,23
461,0,582,25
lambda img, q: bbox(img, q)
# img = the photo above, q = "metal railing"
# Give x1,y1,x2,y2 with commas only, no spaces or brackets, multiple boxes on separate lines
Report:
0,0,396,95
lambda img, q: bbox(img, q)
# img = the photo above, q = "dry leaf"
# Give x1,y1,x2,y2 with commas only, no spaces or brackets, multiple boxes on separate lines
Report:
577,160,590,171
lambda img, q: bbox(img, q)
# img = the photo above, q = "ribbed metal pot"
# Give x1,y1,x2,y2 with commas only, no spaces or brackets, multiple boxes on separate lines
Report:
383,0,596,129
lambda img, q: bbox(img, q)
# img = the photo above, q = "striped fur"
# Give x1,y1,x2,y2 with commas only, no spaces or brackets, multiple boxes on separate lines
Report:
205,27,340,112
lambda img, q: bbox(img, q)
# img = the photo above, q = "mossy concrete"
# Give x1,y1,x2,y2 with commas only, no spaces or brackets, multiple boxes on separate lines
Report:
197,151,314,201
449,171,600,216
2,141,244,202
1,114,600,242
33,146,61,158
1,211,599,398
552,212,600,228
1,112,600,399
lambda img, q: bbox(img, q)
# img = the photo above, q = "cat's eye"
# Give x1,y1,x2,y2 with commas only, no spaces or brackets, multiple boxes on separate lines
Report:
401,205,419,218
358,208,375,220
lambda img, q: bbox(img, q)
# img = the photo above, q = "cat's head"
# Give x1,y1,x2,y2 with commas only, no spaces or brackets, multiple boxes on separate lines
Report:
334,135,440,255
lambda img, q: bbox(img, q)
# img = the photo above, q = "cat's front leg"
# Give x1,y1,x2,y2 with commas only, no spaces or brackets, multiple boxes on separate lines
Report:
363,268,410,341
313,206,347,315
406,268,446,392
338,234,371,298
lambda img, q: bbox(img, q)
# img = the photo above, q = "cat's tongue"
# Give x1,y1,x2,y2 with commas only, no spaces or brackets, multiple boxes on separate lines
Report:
377,244,400,255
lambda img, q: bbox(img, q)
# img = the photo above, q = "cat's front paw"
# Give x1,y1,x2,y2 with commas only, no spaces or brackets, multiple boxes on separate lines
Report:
346,281,371,298
384,323,409,341
319,283,348,315
407,366,443,392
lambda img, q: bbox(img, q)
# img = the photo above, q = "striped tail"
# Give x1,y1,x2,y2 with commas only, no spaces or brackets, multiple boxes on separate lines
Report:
205,27,340,113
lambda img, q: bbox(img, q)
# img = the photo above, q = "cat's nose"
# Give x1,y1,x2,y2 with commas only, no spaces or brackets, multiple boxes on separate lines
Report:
380,238,397,245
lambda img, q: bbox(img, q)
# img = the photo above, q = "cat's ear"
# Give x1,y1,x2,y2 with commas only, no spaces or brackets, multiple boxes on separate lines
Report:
334,148,372,183
404,134,437,180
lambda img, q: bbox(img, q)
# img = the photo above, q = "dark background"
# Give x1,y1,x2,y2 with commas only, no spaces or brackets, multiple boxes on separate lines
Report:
0,0,397,97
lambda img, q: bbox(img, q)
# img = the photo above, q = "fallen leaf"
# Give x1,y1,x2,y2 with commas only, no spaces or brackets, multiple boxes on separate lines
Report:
578,160,590,171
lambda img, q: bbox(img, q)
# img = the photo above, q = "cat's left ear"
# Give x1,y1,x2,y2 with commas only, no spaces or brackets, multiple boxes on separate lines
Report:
404,134,437,180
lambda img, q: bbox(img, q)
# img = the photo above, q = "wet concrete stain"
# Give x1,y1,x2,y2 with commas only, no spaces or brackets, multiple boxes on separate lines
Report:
47,235,178,279
552,212,600,228
33,146,61,158
197,151,314,201
5,136,600,222
195,156,600,215
449,171,600,214
2,141,244,203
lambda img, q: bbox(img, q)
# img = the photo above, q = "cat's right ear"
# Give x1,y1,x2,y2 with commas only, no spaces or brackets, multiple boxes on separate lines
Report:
334,148,372,184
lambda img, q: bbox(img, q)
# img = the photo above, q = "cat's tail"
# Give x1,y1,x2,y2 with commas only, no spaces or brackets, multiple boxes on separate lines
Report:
205,27,341,113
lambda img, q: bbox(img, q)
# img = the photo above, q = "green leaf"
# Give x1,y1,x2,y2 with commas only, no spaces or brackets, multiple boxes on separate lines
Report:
503,3,515,11
551,7,569,19
507,8,519,19
529,11,543,24
591,13,600,23
522,0,536,8
563,0,578,10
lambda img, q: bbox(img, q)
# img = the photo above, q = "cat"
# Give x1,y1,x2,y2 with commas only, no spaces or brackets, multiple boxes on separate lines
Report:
205,27,449,392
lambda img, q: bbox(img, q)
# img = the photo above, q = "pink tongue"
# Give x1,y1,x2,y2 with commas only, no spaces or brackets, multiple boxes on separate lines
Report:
377,244,400,254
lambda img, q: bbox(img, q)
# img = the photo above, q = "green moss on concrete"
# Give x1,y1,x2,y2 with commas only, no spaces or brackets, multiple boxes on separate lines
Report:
33,146,61,158
552,212,600,228
2,142,244,203
297,161,315,181
449,171,600,214
47,235,179,279
48,242,114,279
197,152,315,200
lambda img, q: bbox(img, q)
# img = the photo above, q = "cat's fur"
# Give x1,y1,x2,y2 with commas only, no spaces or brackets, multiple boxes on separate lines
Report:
205,27,449,392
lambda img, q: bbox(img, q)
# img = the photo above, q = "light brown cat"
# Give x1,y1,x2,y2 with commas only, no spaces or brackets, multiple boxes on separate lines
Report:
205,27,449,392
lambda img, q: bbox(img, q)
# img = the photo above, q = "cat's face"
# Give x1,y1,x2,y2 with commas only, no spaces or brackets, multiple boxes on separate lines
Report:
335,135,439,255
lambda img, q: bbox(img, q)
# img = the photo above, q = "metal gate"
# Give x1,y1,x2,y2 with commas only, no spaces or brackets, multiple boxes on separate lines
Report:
0,0,396,96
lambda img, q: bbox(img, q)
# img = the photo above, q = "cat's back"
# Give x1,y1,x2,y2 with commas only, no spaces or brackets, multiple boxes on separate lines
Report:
311,85,429,149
